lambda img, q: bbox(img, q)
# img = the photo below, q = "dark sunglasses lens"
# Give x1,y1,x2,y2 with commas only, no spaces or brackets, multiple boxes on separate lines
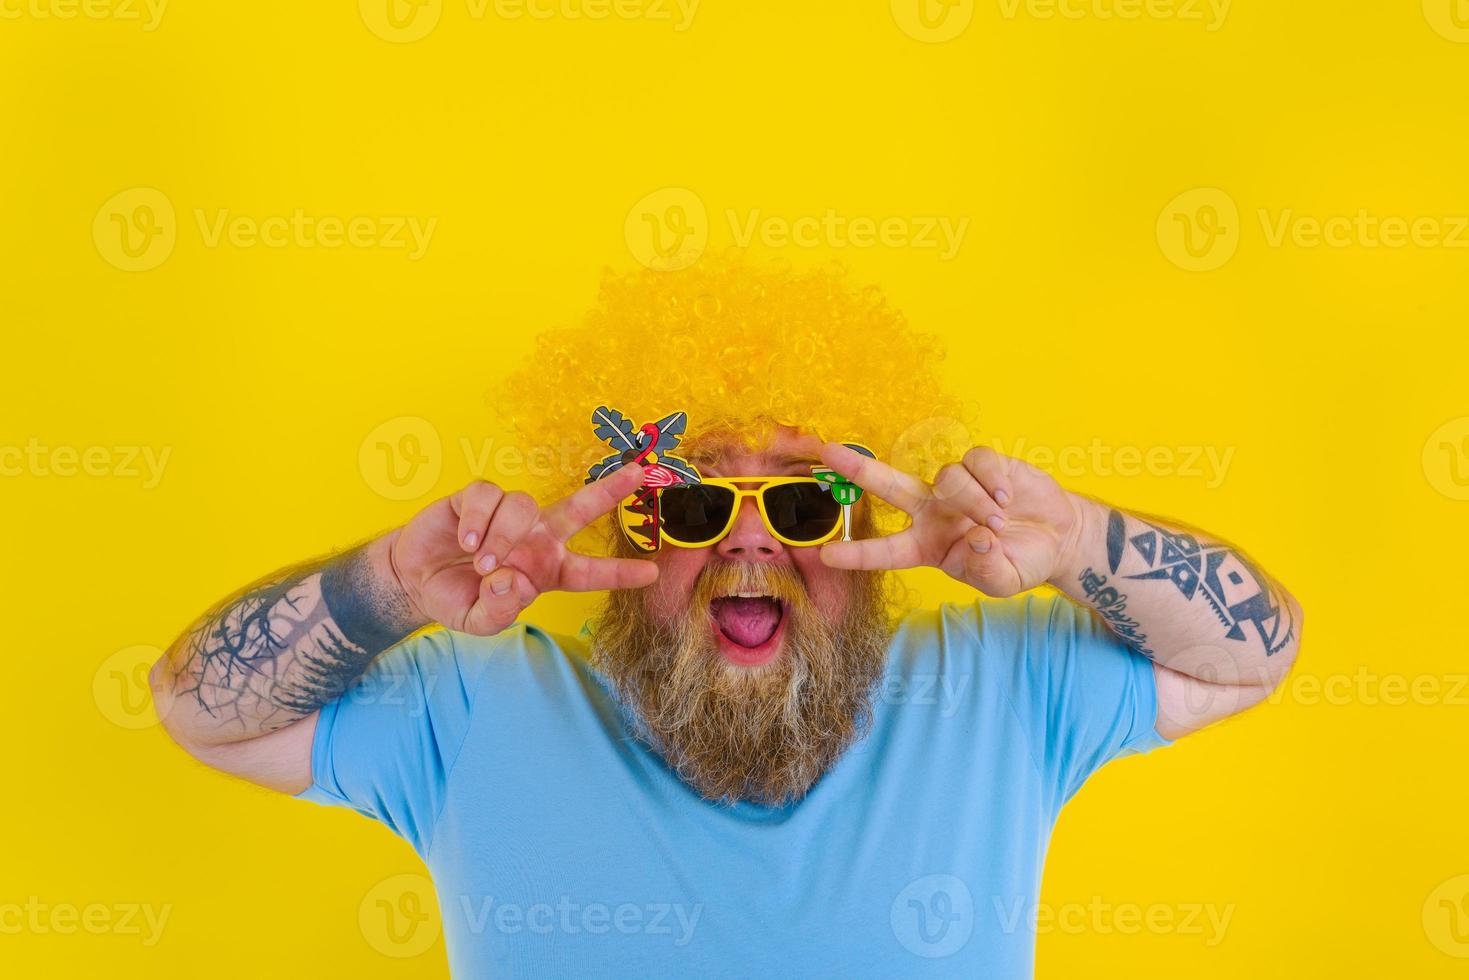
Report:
763,483,841,542
659,485,736,543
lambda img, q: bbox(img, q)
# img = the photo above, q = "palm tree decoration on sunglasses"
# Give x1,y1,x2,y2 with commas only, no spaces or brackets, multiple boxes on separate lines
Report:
584,405,875,550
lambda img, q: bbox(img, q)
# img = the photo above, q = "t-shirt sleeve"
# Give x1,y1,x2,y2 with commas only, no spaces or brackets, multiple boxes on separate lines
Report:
971,592,1170,810
294,628,486,854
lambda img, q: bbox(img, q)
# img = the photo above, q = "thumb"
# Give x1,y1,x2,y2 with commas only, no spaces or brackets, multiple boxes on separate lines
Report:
462,566,538,636
957,525,1024,597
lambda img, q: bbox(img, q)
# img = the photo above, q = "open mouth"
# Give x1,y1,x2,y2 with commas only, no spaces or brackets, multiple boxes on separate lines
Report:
709,592,787,666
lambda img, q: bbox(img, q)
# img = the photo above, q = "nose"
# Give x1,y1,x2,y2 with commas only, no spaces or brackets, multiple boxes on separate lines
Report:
714,496,784,561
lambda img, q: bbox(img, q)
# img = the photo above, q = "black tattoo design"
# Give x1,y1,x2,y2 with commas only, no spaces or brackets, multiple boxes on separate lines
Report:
1078,567,1155,658
172,547,416,733
1102,509,1295,655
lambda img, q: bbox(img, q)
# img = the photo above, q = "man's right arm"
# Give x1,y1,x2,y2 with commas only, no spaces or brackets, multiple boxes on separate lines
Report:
150,534,424,793
150,465,654,795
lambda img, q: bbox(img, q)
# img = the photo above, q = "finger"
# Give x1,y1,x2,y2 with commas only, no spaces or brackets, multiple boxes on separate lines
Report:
819,443,928,515
452,481,504,553
462,566,538,636
819,529,926,571
961,446,1013,508
475,490,539,574
957,525,1023,596
932,462,1006,534
542,463,646,542
557,552,659,592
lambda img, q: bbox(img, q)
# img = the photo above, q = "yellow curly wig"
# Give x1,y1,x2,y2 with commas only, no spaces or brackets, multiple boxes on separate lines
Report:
496,251,977,543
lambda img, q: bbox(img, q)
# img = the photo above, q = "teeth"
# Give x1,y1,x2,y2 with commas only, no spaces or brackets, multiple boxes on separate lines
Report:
719,591,775,600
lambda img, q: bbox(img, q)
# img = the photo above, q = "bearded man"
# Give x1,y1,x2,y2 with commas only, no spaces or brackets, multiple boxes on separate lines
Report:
151,259,1302,978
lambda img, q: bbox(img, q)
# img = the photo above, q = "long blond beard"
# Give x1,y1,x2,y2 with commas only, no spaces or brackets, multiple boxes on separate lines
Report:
591,562,893,805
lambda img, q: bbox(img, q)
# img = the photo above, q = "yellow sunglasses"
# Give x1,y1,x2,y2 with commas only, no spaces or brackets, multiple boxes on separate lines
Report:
619,476,848,551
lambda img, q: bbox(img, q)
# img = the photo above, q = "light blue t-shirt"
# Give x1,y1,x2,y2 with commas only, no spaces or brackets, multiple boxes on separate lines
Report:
299,593,1167,978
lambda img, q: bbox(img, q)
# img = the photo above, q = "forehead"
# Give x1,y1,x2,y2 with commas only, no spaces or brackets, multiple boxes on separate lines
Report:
687,427,824,478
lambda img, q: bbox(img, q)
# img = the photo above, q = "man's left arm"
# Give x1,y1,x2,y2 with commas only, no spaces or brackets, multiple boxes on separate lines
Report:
817,443,1304,740
1047,498,1302,739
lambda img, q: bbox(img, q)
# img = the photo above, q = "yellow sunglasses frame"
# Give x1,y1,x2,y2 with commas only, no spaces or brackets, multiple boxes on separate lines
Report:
628,476,847,550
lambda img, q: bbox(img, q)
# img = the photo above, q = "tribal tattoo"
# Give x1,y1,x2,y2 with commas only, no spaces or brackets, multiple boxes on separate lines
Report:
170,546,418,734
1087,508,1296,656
1077,566,1155,658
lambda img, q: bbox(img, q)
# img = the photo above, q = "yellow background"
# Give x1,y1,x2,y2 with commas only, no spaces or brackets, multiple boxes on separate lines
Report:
4,0,1468,975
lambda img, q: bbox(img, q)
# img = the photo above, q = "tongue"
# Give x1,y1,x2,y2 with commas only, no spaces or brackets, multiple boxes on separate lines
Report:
712,597,782,648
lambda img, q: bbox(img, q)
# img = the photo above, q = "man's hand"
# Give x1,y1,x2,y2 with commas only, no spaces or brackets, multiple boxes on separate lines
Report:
389,463,658,635
817,443,1085,597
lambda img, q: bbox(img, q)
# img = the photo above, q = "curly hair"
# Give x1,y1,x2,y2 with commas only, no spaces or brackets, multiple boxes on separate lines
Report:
496,251,977,546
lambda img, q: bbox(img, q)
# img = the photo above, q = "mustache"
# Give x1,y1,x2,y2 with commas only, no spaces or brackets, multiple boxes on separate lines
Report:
690,561,810,609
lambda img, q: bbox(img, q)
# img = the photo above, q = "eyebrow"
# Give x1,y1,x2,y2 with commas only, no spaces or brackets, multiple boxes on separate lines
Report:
698,452,821,478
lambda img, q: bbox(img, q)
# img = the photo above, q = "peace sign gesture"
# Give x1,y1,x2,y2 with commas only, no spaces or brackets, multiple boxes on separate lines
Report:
817,444,1086,598
389,463,657,636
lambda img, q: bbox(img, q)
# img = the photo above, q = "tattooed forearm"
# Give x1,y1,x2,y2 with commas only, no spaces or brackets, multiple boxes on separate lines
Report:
164,543,421,737
1054,500,1302,688
1077,566,1155,658
1100,508,1296,656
